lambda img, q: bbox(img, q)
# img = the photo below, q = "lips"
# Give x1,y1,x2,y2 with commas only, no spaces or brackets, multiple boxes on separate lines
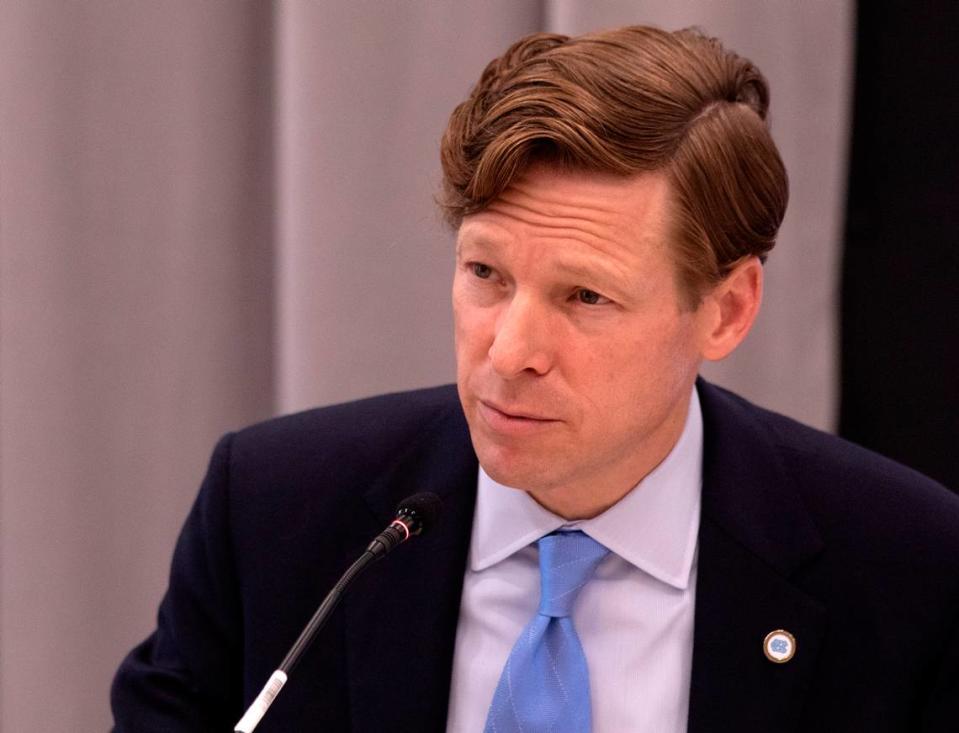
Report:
480,400,554,421
476,399,560,436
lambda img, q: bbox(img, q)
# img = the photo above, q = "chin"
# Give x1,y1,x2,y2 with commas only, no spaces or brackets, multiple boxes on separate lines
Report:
479,461,523,490
464,401,568,491
474,443,554,493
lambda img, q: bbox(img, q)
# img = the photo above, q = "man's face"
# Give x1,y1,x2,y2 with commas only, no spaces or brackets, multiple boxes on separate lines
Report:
452,164,715,518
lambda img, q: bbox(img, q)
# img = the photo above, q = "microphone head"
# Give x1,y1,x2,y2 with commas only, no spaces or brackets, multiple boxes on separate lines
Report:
395,492,442,536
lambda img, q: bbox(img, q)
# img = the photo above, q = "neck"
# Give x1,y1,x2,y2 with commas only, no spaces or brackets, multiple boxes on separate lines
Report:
527,490,621,521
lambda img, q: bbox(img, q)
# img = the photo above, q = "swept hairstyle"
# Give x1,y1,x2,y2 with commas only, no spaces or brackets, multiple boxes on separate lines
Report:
439,26,789,308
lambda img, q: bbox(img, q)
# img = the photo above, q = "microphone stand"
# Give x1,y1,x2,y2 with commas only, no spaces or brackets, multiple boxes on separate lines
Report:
233,493,440,733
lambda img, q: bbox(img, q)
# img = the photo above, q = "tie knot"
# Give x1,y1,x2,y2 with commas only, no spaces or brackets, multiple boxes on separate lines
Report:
536,530,609,618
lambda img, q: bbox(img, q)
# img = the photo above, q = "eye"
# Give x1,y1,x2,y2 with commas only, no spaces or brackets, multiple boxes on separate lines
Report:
575,288,610,305
471,262,493,279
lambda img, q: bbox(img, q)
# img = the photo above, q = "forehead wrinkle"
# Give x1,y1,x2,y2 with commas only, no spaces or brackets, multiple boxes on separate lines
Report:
483,197,626,249
499,178,624,216
531,228,635,280
493,185,624,227
461,207,657,290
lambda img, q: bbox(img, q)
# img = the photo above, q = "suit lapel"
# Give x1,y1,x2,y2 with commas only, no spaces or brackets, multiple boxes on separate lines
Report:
688,381,826,732
688,518,827,732
343,403,478,732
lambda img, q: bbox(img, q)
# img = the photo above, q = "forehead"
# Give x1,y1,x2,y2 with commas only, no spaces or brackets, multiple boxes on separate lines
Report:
457,164,673,265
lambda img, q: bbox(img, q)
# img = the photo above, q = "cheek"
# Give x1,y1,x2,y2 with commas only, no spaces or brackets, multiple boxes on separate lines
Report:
451,282,471,340
452,293,493,363
582,318,697,403
558,331,633,403
634,320,701,398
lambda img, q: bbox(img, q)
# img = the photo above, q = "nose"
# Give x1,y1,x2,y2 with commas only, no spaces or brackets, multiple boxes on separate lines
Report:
488,293,552,378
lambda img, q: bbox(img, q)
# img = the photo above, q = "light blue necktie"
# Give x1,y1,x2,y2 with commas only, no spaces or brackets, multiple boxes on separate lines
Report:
484,530,610,733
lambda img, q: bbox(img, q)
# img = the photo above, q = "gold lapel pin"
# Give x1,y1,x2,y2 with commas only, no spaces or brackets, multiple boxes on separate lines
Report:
763,629,796,663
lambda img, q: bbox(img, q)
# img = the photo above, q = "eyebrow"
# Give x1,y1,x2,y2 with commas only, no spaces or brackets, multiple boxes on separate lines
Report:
455,234,500,258
457,233,632,296
552,259,631,296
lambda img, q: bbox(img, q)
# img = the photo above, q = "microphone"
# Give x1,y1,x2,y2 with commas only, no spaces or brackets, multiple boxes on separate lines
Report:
366,491,442,558
234,492,441,733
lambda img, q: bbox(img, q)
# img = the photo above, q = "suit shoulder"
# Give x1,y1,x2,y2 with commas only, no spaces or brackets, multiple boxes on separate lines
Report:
228,383,464,462
204,384,470,540
709,382,946,488
708,382,959,550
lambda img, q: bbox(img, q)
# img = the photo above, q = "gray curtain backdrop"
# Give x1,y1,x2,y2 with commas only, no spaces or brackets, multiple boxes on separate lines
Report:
0,2,851,730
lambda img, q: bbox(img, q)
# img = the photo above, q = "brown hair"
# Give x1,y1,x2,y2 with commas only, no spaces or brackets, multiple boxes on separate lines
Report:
439,26,788,308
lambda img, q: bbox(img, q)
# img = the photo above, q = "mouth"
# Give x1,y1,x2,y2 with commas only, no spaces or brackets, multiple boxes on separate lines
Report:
477,400,559,434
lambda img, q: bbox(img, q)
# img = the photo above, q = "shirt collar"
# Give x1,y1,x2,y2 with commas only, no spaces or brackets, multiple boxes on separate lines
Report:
469,386,703,590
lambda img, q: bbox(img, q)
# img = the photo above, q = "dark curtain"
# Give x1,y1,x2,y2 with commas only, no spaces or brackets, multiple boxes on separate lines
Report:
840,0,959,490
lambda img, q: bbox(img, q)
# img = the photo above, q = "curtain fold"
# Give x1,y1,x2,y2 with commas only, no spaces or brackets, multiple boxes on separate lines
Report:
0,3,277,730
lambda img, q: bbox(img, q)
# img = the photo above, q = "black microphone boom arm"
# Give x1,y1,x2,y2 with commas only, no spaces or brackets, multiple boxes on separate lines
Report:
233,492,441,733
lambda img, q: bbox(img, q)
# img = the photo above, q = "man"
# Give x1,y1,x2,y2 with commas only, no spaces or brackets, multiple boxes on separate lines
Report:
112,26,959,732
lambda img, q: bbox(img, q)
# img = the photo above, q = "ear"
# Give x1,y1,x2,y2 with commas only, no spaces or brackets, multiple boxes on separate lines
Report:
698,256,764,361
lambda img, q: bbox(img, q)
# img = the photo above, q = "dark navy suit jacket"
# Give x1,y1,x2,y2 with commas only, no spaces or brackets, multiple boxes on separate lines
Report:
112,380,959,731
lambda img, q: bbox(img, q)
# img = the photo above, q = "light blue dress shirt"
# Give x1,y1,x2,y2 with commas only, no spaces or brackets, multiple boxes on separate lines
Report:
446,387,703,732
